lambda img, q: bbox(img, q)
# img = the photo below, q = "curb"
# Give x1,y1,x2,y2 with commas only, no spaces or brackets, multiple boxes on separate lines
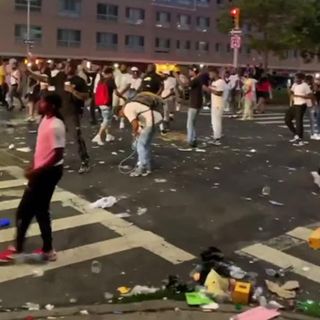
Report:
0,300,316,320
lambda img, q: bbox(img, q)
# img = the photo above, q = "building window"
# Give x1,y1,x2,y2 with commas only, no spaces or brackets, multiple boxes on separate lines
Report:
125,35,144,51
57,29,81,47
196,17,210,32
156,11,171,28
196,41,209,52
215,42,220,52
177,40,191,51
15,24,42,43
59,0,81,17
96,32,118,50
126,7,145,25
155,38,170,53
197,0,210,7
15,0,41,11
97,3,118,21
177,14,191,30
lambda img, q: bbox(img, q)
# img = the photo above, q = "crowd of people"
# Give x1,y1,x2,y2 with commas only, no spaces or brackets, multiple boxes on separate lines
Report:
1,56,320,262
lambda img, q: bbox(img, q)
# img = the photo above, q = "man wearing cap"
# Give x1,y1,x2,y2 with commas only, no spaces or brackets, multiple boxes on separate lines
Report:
140,64,163,95
175,65,203,148
161,71,177,132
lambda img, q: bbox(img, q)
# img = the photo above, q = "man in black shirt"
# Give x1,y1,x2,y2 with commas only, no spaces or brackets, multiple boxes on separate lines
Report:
175,65,203,148
140,64,163,95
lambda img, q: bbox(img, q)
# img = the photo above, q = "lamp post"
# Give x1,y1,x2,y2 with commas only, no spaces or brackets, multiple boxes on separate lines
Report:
230,8,242,69
26,0,32,54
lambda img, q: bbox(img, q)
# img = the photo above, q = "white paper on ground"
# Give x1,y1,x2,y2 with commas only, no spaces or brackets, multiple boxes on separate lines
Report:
89,196,117,209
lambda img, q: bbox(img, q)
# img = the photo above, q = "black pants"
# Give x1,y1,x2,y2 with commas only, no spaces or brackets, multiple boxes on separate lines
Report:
65,111,89,164
0,84,8,106
285,105,307,139
89,97,101,123
16,166,63,253
9,84,24,109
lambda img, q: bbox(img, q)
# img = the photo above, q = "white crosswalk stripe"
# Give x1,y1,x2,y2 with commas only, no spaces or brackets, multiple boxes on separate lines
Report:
237,224,320,284
0,166,195,284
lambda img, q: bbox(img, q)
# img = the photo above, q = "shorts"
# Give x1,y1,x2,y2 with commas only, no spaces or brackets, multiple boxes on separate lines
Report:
257,91,269,100
100,106,113,127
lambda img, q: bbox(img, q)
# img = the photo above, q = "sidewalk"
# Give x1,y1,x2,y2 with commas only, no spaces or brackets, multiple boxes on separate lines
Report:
0,301,315,320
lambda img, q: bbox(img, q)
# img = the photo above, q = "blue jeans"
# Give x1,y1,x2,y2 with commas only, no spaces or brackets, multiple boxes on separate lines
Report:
100,106,113,128
309,105,320,135
187,108,200,144
137,127,155,170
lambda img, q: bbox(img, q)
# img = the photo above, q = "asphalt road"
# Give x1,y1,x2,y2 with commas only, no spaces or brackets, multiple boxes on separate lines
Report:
0,106,319,312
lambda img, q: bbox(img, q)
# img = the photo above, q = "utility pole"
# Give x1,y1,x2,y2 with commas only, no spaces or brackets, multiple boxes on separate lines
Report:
25,0,33,55
230,8,242,69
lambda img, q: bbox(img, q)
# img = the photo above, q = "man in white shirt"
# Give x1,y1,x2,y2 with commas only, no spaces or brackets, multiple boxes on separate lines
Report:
229,68,241,115
128,67,142,100
160,71,177,131
8,62,24,111
123,92,163,177
204,69,226,146
285,73,312,146
114,64,132,129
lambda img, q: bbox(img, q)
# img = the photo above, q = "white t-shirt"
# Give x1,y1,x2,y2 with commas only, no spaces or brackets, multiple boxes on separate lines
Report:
291,82,312,106
124,101,162,129
115,72,132,97
130,77,142,91
161,77,177,99
211,79,226,108
34,116,66,170
229,74,240,90
10,70,20,85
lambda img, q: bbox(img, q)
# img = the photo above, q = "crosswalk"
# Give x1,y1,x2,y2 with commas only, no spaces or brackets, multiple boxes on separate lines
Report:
237,224,320,284
200,109,312,131
0,166,195,284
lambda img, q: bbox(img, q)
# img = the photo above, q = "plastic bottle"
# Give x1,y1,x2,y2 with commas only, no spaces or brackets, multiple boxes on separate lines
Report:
262,186,271,196
0,218,10,228
91,260,102,274
297,300,320,317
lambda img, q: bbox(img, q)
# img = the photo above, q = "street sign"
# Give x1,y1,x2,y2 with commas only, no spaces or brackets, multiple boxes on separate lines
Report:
23,39,35,45
230,35,241,49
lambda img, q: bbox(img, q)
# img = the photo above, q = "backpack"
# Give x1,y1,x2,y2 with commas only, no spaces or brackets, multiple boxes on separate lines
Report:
95,82,110,106
131,91,164,115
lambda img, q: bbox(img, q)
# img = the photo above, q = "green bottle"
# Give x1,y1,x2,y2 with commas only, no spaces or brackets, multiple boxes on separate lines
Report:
297,300,320,317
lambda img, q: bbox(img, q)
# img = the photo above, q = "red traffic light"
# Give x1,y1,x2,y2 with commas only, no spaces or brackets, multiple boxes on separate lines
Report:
230,8,240,16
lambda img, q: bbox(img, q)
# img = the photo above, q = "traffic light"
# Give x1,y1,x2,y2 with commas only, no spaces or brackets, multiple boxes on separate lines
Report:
230,7,240,29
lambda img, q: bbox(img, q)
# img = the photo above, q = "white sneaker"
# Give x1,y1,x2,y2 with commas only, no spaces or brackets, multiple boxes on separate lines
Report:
119,119,125,129
92,135,104,146
315,134,320,140
292,140,304,147
106,134,115,142
289,135,299,143
311,171,320,188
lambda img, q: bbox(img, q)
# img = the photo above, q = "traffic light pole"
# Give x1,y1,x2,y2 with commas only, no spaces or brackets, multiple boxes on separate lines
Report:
233,47,239,69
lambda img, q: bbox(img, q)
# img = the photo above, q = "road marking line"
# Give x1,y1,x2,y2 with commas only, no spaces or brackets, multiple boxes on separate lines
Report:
279,125,310,129
240,243,320,284
0,179,26,190
257,120,285,125
0,237,139,284
286,227,313,241
0,191,77,211
0,211,114,244
0,166,24,179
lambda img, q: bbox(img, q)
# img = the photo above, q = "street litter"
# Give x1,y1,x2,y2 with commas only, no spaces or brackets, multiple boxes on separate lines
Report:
170,189,177,192
32,269,44,277
22,302,40,311
154,178,167,183
308,227,320,249
201,302,219,310
136,207,147,216
121,285,159,297
104,292,114,300
265,280,299,299
69,298,77,304
0,218,10,228
91,260,102,274
16,147,32,153
267,300,285,310
185,292,213,306
231,306,280,320
98,161,105,164
111,152,118,156
117,286,131,294
250,149,257,153
297,300,320,317
262,186,271,196
45,304,54,311
214,166,221,170
80,310,89,315
269,200,284,207
8,144,15,150
89,196,117,209
204,269,229,298
195,148,206,153
114,213,131,218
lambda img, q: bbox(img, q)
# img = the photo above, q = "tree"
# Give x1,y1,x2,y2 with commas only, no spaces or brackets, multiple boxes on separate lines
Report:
218,0,316,69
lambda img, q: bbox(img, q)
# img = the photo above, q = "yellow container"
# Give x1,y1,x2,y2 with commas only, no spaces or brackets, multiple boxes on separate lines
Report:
309,228,320,250
232,282,252,305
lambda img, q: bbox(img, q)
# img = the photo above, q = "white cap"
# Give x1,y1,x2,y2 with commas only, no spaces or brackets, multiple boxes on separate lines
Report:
131,66,139,72
163,70,170,75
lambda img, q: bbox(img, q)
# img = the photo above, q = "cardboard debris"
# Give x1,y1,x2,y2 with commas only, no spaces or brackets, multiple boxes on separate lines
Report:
204,269,229,297
265,280,299,299
235,306,280,320
185,292,213,306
